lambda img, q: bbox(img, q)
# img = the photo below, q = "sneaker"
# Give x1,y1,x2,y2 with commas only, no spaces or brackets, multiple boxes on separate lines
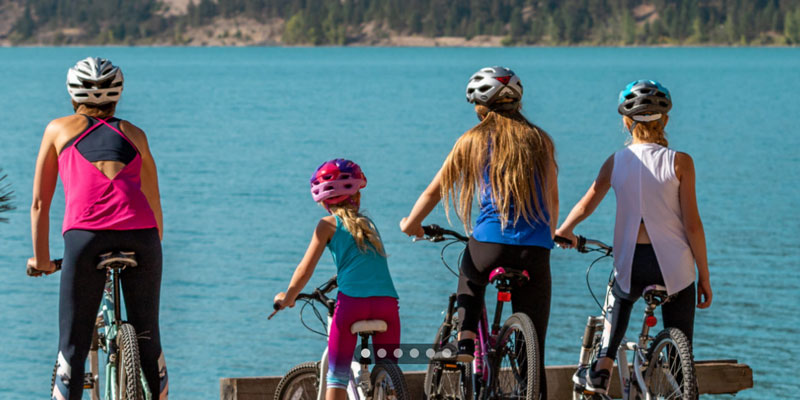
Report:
432,339,474,363
572,362,610,394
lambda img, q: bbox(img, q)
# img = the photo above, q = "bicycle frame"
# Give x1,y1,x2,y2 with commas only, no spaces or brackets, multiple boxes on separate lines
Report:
580,277,665,400
95,266,152,400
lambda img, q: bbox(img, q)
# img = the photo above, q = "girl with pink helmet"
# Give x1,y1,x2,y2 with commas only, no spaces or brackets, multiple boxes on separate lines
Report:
273,159,400,400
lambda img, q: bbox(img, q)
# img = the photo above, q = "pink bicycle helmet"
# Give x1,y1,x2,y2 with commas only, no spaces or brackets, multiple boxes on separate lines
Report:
310,159,367,206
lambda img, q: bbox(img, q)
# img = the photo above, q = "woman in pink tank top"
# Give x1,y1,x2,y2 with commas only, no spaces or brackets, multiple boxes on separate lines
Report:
28,57,168,400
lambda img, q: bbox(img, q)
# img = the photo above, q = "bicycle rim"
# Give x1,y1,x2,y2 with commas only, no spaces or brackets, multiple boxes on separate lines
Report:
492,313,539,400
274,362,319,400
645,328,697,400
371,361,409,400
424,317,472,400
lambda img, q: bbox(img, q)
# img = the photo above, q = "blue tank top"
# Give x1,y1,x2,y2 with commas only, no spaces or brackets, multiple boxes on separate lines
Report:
326,216,398,299
472,169,554,248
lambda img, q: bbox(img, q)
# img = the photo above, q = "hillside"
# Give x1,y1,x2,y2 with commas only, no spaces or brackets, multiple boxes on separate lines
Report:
1,0,799,46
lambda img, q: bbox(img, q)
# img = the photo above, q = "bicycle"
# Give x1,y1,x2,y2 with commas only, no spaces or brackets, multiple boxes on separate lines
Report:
553,235,697,400
28,251,152,400
415,224,540,400
270,275,409,400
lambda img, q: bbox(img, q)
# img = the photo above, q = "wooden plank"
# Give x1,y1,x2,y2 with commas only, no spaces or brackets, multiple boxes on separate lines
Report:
221,360,753,400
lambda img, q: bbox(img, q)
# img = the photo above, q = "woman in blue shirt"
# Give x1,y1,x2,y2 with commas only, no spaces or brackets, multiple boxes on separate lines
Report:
400,66,558,398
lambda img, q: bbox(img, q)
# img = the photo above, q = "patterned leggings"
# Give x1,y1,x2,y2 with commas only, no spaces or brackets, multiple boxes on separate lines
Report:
327,293,400,389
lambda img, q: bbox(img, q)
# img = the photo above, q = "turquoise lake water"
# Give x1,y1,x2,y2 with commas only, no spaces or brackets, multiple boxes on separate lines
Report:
0,47,798,399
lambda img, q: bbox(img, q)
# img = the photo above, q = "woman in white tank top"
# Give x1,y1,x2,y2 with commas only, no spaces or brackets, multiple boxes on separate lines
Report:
555,80,712,394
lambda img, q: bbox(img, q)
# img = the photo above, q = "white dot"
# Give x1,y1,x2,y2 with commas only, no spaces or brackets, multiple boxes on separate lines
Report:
377,349,387,358
426,348,435,359
393,349,403,358
361,348,371,358
409,349,420,358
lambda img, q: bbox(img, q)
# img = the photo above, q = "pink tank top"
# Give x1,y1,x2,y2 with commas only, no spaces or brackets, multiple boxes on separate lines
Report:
59,118,158,234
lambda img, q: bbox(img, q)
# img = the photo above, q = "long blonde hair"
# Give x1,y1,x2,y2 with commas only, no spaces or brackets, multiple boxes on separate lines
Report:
441,105,556,233
327,193,386,257
624,115,669,146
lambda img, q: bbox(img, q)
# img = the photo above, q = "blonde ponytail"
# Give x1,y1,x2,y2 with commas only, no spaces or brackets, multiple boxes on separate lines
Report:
624,115,669,147
327,194,386,257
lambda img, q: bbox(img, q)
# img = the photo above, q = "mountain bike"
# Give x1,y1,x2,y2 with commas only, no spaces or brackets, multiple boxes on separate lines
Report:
270,275,409,400
553,235,697,400
415,224,540,400
29,251,152,400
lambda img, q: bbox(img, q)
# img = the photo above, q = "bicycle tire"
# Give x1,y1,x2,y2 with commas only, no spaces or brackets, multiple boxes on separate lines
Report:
423,318,473,400
117,323,145,400
491,313,540,400
644,327,697,400
274,362,320,400
371,360,409,400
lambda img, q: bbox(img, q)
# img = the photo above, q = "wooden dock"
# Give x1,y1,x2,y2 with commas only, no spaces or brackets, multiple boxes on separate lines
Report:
220,359,752,399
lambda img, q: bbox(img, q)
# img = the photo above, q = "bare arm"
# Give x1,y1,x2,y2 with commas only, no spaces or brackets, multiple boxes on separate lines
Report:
547,156,559,236
29,122,61,272
274,216,336,310
123,122,164,240
400,167,443,237
675,152,712,308
555,154,614,245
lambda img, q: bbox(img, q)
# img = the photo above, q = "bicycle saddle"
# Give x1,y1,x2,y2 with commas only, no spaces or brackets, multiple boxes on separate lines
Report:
350,320,388,335
97,251,138,270
488,267,530,284
642,284,671,305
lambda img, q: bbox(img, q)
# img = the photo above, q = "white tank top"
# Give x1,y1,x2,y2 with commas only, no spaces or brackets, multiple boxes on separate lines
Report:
611,143,695,295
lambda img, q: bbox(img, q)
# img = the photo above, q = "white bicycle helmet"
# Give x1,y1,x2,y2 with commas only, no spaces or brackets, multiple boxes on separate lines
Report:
466,66,523,110
66,57,123,105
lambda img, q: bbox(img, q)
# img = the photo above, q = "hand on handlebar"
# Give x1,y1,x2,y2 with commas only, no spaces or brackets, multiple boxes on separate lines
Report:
269,292,295,320
399,217,424,238
554,228,578,248
26,257,59,277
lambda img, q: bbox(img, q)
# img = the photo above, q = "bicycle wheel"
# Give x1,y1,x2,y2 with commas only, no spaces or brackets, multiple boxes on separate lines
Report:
644,327,697,400
274,362,320,400
371,360,409,400
117,323,145,400
424,318,473,400
491,313,539,400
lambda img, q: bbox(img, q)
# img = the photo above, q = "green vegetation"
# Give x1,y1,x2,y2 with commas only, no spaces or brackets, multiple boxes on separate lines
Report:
7,0,800,45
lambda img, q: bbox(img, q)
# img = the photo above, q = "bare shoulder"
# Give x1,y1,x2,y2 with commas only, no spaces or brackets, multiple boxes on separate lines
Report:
118,120,149,151
47,115,88,152
316,216,337,240
46,114,85,136
674,152,695,180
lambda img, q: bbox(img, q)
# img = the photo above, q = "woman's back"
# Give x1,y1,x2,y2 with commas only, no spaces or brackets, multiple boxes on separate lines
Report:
611,143,695,295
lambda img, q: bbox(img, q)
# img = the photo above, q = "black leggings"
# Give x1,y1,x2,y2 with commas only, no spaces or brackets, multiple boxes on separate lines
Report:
599,244,696,360
457,237,551,398
54,228,167,400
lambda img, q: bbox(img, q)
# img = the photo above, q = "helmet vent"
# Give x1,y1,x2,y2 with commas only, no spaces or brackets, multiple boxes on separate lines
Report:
478,85,492,92
344,184,352,189
340,174,350,179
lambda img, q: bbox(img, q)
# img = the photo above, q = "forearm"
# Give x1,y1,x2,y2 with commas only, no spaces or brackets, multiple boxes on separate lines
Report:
284,264,315,302
407,189,441,225
30,203,51,262
686,222,709,281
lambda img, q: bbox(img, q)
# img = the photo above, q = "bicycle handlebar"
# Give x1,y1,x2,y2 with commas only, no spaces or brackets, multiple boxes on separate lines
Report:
269,275,338,319
421,224,468,242
554,235,612,256
27,259,62,277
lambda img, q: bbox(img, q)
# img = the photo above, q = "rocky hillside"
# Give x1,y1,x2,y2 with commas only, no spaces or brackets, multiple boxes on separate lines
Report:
1,0,799,46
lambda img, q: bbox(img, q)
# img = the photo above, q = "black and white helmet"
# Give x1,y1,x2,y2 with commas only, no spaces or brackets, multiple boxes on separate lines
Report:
466,66,523,108
66,57,124,105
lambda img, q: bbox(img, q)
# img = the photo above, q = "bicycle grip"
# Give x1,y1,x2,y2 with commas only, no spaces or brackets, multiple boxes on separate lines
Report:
553,235,573,246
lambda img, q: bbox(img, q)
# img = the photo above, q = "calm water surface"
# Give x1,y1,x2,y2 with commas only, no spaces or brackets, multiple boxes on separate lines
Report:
0,47,798,399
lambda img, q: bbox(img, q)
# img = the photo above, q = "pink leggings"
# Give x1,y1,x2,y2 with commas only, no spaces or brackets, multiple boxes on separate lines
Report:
327,293,400,389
